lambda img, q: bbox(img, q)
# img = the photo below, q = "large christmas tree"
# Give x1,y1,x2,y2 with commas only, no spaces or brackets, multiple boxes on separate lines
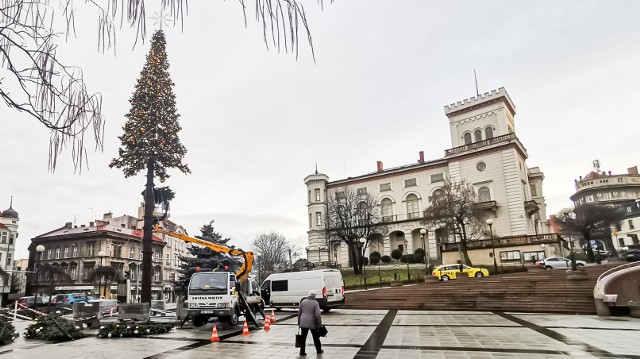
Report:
110,29,190,181
110,29,189,303
175,220,241,296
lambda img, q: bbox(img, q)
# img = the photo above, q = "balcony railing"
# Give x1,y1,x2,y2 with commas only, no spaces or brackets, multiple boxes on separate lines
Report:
445,133,517,156
441,233,561,251
380,213,424,223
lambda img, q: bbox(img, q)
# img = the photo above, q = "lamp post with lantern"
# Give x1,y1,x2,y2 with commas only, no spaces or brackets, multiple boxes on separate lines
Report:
420,228,429,278
486,219,498,274
359,238,367,290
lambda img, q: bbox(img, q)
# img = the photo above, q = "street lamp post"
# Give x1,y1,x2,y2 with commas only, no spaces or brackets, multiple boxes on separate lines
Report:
305,246,311,269
34,245,45,297
98,250,107,298
420,229,429,279
359,238,367,290
404,240,411,280
486,219,498,274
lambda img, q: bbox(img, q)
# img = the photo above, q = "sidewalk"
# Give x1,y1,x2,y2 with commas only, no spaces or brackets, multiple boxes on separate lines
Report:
2,309,640,358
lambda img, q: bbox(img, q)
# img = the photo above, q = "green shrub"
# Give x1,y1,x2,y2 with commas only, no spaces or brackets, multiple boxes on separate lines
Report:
414,253,424,263
381,255,391,264
391,249,403,262
414,248,425,256
369,251,381,265
362,257,369,266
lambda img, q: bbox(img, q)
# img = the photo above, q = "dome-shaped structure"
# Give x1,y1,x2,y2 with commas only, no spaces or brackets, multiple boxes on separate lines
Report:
0,197,18,219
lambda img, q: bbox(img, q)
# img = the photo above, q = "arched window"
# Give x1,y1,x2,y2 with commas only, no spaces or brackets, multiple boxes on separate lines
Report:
474,129,482,142
463,133,472,144
406,194,419,219
381,198,393,221
485,126,493,139
478,186,491,202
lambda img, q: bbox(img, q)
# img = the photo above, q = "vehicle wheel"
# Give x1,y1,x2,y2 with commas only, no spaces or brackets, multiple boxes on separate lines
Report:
544,266,552,270
322,307,331,313
576,263,584,267
474,272,484,278
227,310,239,327
441,275,450,281
191,315,207,327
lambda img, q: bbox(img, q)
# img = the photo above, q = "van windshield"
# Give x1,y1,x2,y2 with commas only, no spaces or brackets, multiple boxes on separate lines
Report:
189,273,228,293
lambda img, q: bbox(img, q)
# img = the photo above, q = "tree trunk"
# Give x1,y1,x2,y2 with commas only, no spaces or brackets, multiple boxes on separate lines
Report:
457,223,473,266
348,241,362,275
141,157,155,303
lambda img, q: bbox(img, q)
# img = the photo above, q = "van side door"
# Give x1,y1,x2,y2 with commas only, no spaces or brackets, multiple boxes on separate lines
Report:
260,280,271,304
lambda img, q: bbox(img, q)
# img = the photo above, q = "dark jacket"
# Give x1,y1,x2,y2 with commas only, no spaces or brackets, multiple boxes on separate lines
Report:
298,296,322,329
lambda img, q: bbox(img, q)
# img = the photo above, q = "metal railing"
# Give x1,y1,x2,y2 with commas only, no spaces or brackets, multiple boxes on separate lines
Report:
441,233,560,251
445,133,517,156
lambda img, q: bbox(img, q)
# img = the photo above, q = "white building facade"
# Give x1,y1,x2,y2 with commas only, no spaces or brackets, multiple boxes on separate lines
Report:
0,198,18,304
305,88,558,268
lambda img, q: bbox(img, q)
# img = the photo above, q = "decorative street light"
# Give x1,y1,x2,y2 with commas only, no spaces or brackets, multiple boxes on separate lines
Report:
420,228,429,278
359,238,367,290
34,245,45,297
305,246,311,269
486,219,498,274
404,239,411,280
98,250,107,298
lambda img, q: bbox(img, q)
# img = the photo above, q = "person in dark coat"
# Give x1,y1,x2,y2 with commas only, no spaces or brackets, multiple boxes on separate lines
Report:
297,290,323,356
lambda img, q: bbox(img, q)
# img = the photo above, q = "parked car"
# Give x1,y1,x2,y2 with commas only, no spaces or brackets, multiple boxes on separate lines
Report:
261,269,344,313
432,264,489,281
16,296,45,308
51,293,93,306
536,256,586,269
624,250,640,262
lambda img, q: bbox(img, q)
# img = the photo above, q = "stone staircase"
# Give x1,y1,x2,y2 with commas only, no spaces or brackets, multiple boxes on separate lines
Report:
344,264,620,314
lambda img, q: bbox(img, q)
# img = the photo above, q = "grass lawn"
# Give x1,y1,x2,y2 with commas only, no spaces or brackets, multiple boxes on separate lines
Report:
341,265,431,288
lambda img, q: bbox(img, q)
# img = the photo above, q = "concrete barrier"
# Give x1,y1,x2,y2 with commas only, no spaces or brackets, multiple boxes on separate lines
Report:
119,303,150,321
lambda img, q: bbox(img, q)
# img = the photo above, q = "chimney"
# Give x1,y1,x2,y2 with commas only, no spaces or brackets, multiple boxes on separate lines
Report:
628,166,638,175
376,161,383,172
608,171,612,176
64,222,73,228
418,151,424,164
89,221,94,227
121,224,126,228
103,212,113,220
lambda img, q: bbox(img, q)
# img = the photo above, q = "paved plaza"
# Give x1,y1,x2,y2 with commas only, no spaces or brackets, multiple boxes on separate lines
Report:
1,309,639,358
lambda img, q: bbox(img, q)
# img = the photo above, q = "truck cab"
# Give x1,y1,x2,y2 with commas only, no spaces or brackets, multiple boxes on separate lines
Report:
186,271,264,327
186,271,241,326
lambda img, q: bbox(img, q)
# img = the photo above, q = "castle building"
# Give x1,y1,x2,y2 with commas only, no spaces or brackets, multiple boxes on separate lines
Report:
305,88,562,268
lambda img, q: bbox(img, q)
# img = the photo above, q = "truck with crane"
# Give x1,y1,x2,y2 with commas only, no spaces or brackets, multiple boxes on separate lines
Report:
154,225,264,327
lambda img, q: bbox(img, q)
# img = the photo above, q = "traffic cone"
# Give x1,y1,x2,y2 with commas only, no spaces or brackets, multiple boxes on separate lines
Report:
264,315,271,331
242,320,250,336
270,309,277,324
210,325,220,342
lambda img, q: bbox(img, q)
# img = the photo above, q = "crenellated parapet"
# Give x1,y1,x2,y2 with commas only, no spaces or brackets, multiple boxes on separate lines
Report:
444,87,516,116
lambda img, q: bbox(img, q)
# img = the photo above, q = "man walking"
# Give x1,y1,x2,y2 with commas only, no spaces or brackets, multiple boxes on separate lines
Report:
298,290,323,356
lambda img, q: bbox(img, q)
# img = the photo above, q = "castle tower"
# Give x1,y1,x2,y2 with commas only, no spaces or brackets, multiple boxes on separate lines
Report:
304,170,329,264
444,87,516,148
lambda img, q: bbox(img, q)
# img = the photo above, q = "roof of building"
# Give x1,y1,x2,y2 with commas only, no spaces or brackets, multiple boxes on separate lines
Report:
0,197,18,219
37,223,163,242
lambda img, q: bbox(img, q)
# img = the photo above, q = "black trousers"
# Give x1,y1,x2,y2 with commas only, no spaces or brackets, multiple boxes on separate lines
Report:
299,327,322,354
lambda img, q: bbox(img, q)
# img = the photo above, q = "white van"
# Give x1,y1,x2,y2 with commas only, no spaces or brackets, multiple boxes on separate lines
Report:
260,269,344,312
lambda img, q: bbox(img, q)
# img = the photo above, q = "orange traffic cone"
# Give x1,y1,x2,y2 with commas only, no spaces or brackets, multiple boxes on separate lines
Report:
242,320,250,336
270,309,277,324
264,315,271,331
210,325,220,342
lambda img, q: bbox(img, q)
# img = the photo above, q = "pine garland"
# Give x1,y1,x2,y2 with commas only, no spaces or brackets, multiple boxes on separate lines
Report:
23,315,84,342
97,322,174,338
0,317,17,345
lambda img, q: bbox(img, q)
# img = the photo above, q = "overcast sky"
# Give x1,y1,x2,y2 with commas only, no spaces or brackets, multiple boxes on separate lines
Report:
2,1,640,260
